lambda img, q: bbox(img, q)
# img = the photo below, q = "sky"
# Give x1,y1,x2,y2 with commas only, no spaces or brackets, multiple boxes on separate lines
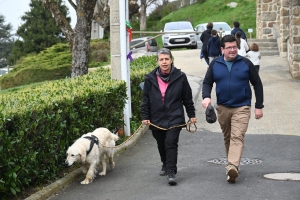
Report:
0,0,77,34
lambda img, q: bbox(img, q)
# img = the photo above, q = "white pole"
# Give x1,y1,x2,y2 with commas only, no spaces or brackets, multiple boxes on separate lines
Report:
119,0,132,136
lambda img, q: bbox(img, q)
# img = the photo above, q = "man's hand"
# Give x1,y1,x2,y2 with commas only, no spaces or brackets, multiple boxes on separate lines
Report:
255,108,263,119
202,98,211,109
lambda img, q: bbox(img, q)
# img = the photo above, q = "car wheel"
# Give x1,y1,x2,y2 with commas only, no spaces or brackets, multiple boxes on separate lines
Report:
191,44,197,49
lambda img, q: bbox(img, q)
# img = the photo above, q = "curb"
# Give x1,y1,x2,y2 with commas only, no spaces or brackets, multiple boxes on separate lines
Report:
25,125,149,200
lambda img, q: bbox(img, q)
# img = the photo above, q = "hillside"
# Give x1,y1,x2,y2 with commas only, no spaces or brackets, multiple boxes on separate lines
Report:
143,0,256,39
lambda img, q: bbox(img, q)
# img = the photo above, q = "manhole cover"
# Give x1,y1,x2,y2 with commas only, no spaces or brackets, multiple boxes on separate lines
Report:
207,157,262,165
263,173,300,181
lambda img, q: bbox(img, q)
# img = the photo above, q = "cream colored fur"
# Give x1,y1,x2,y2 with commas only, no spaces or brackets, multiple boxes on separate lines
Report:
65,127,119,184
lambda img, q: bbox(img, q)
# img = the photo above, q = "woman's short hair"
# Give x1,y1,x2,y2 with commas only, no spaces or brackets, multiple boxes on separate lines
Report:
156,48,173,61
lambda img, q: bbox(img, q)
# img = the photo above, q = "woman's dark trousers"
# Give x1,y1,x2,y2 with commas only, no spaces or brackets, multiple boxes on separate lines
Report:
152,127,181,174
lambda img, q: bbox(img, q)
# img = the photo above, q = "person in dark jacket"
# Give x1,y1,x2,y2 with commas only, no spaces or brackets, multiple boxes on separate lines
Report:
202,35,264,183
231,21,247,41
207,29,222,64
141,48,197,186
200,22,213,65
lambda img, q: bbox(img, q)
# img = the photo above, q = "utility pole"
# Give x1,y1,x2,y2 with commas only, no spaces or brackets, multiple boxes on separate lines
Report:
110,1,132,136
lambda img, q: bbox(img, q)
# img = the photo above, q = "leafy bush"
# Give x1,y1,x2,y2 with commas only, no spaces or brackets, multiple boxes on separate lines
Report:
0,55,157,198
90,49,109,62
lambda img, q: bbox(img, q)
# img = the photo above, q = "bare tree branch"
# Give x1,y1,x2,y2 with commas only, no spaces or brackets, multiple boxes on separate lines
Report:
42,0,74,49
93,0,110,30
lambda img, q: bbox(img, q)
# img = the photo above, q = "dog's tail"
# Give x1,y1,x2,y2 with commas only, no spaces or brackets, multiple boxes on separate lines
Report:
111,133,119,142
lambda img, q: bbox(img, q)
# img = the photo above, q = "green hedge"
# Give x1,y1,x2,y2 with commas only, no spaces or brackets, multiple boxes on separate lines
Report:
0,55,157,198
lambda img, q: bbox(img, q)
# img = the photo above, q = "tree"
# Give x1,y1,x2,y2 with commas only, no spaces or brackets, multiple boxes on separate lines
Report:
93,0,110,31
139,0,159,30
92,0,140,33
42,0,140,78
129,0,140,22
42,0,97,77
9,0,70,63
0,14,14,67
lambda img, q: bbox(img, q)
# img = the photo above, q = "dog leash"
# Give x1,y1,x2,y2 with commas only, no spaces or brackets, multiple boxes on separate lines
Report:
99,123,145,148
149,121,197,133
101,122,197,148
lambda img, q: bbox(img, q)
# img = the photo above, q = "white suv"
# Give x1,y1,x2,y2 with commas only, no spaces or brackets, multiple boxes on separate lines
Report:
162,21,197,49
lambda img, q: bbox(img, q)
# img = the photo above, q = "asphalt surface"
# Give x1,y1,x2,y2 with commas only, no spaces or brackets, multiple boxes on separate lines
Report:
27,50,300,200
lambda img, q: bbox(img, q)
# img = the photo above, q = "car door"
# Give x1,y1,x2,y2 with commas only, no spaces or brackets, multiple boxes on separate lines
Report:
196,25,205,48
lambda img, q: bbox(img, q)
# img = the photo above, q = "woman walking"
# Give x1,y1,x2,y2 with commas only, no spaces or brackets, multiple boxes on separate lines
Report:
141,48,197,186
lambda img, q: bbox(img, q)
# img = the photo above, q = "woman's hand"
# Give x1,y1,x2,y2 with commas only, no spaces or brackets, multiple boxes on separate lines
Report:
142,120,150,125
190,118,197,124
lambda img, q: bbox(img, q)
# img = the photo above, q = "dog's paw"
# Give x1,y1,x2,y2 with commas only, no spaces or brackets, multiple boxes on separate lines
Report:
99,171,106,176
80,178,91,184
110,162,115,169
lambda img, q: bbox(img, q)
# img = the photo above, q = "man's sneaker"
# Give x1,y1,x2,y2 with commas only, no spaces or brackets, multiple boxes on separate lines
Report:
159,165,166,176
226,165,239,183
167,172,177,185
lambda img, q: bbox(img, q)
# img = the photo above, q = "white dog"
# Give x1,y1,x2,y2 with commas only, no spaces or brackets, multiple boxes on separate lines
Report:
65,127,119,184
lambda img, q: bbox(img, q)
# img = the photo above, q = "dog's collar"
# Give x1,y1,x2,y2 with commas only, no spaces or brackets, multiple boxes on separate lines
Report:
83,135,99,156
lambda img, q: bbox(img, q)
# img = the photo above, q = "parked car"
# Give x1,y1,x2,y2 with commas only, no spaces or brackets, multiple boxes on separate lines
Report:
0,68,8,77
195,22,232,48
0,68,14,77
162,21,197,49
130,36,159,53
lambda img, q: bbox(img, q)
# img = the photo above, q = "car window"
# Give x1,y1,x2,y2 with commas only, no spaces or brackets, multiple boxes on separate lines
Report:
0,69,8,75
130,40,145,48
164,22,193,31
197,25,205,32
213,23,231,32
148,39,157,46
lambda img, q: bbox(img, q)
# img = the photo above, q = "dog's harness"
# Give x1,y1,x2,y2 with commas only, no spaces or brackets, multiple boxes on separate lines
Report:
83,135,99,156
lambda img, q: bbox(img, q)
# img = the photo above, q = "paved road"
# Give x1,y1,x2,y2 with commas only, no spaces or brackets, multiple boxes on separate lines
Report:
45,50,300,200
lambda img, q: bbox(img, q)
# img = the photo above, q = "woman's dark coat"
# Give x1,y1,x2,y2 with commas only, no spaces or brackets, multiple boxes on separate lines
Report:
141,66,195,130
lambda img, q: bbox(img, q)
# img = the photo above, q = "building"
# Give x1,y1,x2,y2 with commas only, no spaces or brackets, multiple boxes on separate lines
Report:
91,20,104,39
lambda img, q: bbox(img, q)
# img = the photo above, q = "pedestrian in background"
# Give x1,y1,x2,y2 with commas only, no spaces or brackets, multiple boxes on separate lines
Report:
231,21,247,41
207,29,222,64
235,31,249,57
141,48,197,186
200,22,213,65
202,35,264,183
246,43,261,72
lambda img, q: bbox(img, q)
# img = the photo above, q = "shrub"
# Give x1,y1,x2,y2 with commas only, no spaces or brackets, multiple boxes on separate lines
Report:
89,49,109,62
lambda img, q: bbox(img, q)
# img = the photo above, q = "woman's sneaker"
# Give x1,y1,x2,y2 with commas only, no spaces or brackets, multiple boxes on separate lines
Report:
167,172,177,185
159,165,166,176
226,165,239,183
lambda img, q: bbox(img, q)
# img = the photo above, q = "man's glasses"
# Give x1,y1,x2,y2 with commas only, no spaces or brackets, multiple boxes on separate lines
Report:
224,46,238,50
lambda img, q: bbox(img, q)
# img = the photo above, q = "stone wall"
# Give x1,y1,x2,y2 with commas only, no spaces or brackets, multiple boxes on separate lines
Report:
256,0,300,79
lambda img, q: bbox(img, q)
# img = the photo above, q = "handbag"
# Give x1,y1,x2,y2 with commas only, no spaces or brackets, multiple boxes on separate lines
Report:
205,104,217,123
